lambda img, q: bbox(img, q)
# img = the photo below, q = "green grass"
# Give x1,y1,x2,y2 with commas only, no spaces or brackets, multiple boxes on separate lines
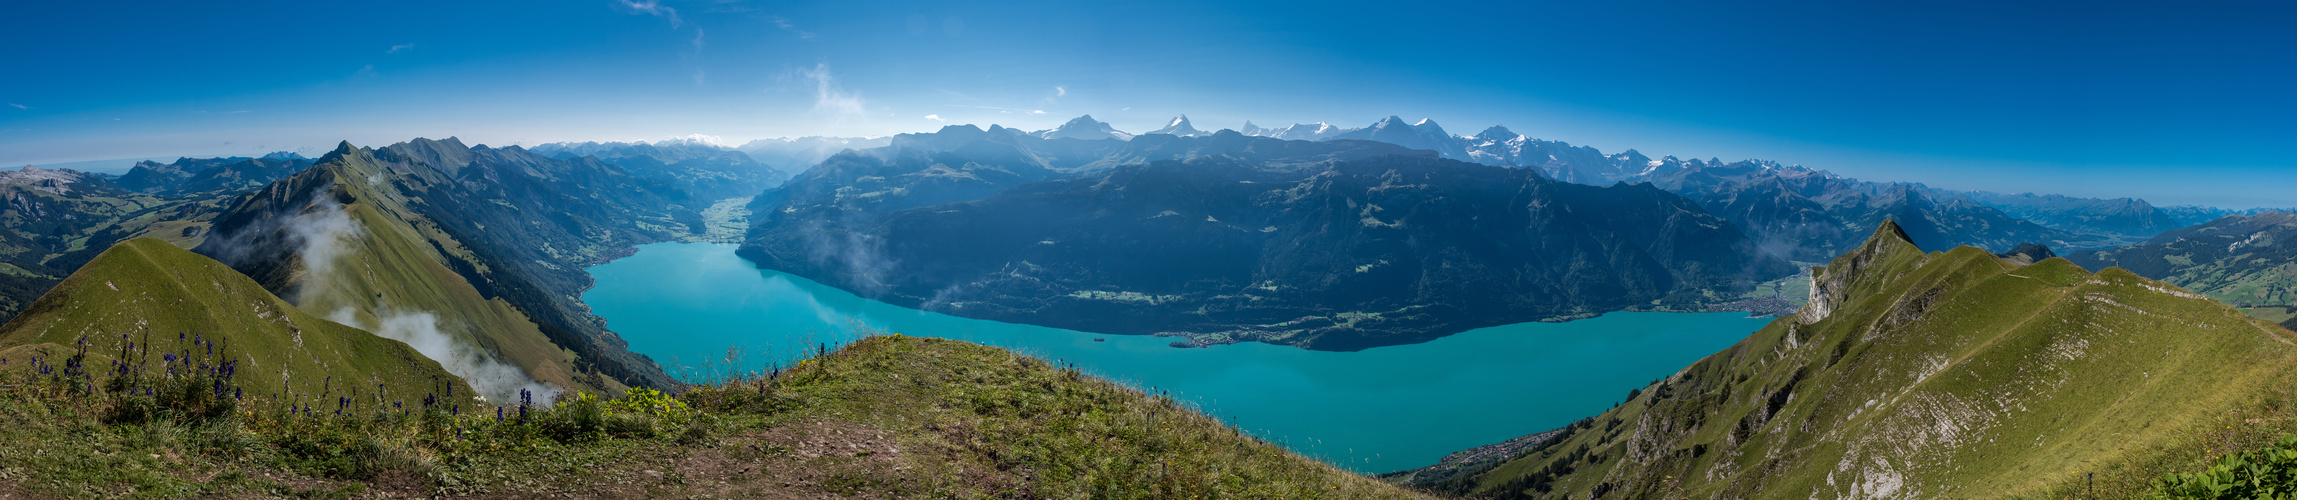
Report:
0,332,1426,498
1417,221,2297,499
0,238,474,409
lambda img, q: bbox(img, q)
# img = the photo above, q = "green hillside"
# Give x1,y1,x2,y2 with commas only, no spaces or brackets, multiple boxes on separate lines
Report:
195,141,657,400
0,326,1424,498
0,237,473,408
1410,221,2297,498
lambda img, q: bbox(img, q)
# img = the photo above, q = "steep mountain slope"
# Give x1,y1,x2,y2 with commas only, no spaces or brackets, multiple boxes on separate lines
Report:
747,153,1790,350
197,138,690,397
532,140,788,200
0,237,473,407
1410,221,2297,498
2068,211,2297,329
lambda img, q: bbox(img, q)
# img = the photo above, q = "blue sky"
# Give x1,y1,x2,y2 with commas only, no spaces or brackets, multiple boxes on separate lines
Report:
2,0,2292,207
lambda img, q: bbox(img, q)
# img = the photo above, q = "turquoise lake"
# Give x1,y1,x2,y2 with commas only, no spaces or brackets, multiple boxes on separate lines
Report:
582,242,1774,473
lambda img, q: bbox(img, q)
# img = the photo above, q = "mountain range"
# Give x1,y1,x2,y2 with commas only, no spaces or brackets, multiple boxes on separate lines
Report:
739,125,1792,349
734,135,893,176
531,139,790,201
192,138,714,397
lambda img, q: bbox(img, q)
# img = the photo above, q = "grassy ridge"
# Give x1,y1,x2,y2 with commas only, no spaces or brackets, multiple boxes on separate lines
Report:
0,332,1424,498
1417,221,2297,498
0,237,474,412
197,145,608,396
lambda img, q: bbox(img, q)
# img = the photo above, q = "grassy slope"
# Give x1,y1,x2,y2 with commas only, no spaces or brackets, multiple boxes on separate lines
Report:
0,333,1423,498
1428,221,2297,499
204,148,603,396
0,237,473,408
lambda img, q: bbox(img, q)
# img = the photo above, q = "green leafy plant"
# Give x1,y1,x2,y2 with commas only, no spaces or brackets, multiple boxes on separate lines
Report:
2149,434,2297,499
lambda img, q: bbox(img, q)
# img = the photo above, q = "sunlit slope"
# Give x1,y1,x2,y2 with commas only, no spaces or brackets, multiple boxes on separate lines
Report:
0,238,472,407
1428,221,2297,498
195,142,605,398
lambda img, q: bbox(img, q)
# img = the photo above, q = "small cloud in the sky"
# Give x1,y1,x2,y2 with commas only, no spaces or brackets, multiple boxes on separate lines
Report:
1121,107,1132,111
9,103,29,110
616,0,683,28
1055,86,1067,97
803,63,866,119
690,29,706,52
693,69,707,86
353,64,378,80
925,114,945,122
388,43,415,54
769,16,816,39
1030,110,1046,115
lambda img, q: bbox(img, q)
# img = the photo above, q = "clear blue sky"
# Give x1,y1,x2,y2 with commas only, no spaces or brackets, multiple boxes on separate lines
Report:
2,0,2291,207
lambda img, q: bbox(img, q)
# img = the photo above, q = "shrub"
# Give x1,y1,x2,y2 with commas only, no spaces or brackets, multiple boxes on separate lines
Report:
2148,434,2297,499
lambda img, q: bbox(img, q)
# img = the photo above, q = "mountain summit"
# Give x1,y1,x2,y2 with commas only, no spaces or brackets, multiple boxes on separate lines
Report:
1146,115,1208,137
1037,114,1134,141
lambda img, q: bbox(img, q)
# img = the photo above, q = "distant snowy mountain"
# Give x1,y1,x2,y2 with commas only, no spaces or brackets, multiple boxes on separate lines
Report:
1145,115,1208,137
1245,122,1356,141
1326,116,1465,159
1033,115,1134,141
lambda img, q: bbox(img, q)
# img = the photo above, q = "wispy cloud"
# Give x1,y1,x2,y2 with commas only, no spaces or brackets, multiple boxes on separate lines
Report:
6,103,25,110
353,64,378,80
1055,86,1067,97
1030,110,1046,115
804,63,866,118
387,43,415,54
769,16,816,39
690,28,707,52
616,0,683,28
925,114,945,122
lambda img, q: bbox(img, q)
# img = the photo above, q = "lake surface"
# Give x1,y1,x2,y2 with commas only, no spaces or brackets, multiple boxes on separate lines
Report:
583,242,1774,473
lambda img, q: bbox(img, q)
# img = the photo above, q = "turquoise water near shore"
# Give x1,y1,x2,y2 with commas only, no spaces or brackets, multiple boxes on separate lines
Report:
582,242,1773,473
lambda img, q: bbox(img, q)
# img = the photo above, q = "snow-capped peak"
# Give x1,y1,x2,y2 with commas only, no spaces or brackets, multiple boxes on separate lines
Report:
1147,115,1207,137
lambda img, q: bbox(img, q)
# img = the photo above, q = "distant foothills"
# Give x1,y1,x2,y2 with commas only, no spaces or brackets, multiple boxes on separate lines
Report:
5,113,2289,354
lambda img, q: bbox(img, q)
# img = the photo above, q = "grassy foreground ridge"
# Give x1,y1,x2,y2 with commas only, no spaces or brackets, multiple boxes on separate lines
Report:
0,329,1421,498
1403,221,2297,498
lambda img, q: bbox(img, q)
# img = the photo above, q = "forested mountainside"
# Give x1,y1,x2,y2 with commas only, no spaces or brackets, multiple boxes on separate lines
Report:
744,137,1790,349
